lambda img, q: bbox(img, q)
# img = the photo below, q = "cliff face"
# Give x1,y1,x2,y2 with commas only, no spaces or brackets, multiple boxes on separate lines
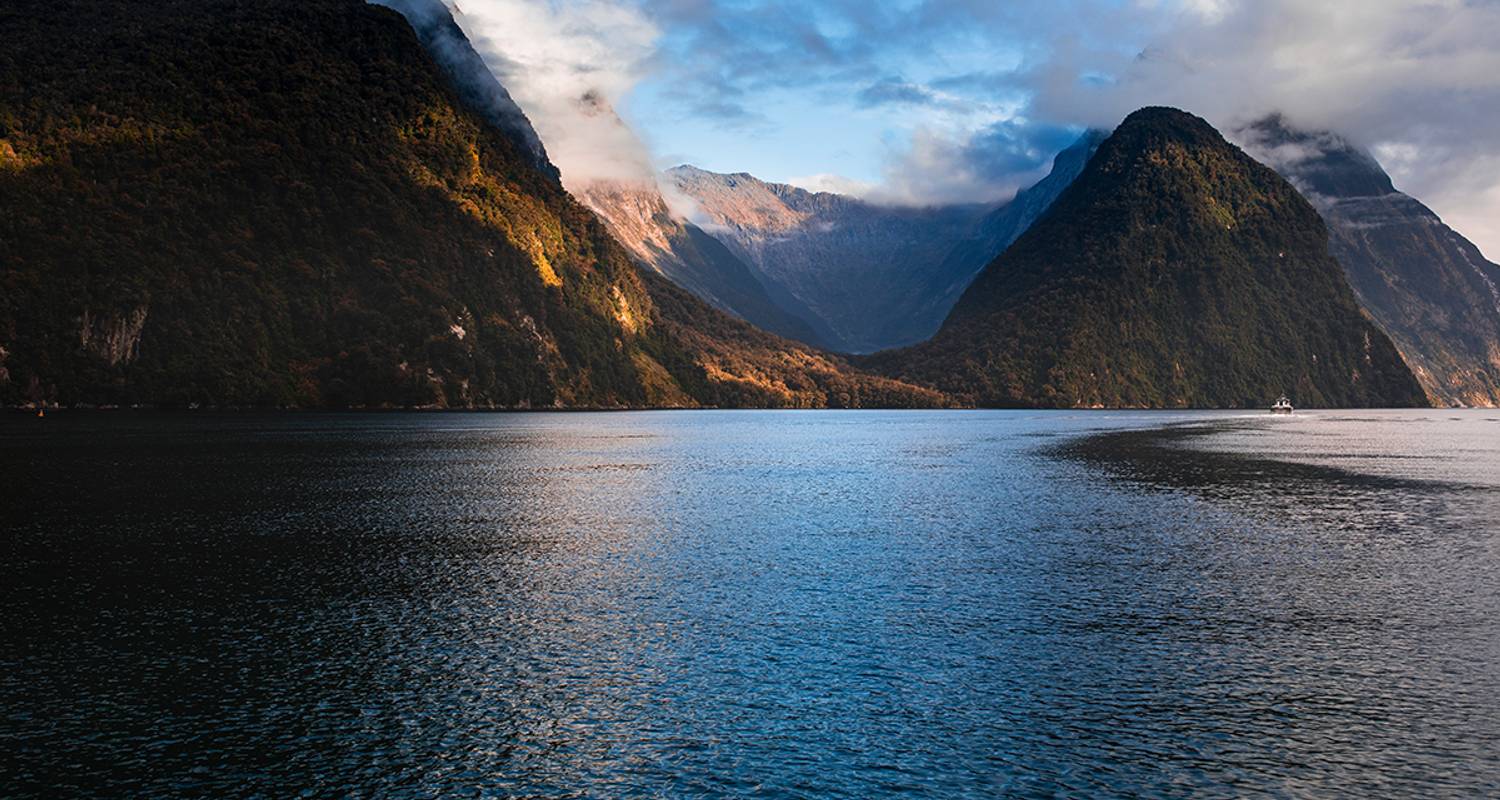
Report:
865,108,1427,409
1240,116,1500,407
0,0,941,408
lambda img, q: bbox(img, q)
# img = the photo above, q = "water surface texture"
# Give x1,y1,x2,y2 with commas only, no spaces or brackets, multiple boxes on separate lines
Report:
3,410,1498,797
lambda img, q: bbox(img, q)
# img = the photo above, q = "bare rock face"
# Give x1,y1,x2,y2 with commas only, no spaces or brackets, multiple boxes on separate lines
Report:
572,178,830,347
80,306,149,366
573,180,681,266
1241,115,1500,407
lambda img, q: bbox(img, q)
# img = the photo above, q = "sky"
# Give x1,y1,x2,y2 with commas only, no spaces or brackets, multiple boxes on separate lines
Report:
446,0,1500,258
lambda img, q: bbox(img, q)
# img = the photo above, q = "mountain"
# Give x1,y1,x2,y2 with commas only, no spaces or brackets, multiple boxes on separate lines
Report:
664,167,991,353
0,0,942,409
1239,116,1500,407
864,107,1427,409
663,135,1101,353
548,90,831,347
572,179,831,347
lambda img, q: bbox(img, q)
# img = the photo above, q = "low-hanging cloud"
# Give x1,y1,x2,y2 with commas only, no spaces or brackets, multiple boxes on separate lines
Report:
436,0,661,188
880,0,1500,252
870,119,1084,207
417,0,1500,255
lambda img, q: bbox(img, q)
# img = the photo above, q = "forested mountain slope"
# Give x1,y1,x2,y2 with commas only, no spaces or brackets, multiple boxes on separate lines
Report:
0,0,941,408
865,108,1426,409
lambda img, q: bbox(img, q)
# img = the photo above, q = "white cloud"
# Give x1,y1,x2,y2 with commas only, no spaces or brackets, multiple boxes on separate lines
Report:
866,127,1014,206
1016,0,1500,255
444,0,660,187
784,173,875,198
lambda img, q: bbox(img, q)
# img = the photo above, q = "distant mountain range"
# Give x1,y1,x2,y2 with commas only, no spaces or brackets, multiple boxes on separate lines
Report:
578,133,1103,354
3,0,1487,408
661,166,992,353
665,140,1108,354
864,108,1426,408
571,179,828,347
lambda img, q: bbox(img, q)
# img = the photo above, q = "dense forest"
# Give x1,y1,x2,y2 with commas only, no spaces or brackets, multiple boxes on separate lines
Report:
0,0,942,408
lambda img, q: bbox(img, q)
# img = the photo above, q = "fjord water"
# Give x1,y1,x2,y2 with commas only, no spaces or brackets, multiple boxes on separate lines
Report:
3,411,1498,797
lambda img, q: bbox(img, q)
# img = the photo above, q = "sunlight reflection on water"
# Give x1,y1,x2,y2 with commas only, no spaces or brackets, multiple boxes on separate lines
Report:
2,410,1497,797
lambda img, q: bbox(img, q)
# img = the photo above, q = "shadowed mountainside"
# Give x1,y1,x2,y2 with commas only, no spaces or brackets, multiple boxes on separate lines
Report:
1240,116,1500,407
661,133,1103,353
663,168,990,353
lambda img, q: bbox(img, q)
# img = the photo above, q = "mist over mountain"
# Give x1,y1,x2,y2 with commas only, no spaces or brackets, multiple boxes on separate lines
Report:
0,0,939,409
371,0,558,183
866,108,1426,409
1240,116,1500,407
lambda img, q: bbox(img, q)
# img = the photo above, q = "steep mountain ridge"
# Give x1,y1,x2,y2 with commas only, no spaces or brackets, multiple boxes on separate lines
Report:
0,0,941,408
371,0,558,183
1240,116,1500,407
866,107,1426,408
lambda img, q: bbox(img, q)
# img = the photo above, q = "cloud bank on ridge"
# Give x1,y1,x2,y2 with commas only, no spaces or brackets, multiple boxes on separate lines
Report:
433,0,1500,255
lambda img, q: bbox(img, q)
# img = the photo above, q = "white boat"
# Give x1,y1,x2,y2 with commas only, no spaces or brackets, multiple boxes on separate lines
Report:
1270,395,1294,414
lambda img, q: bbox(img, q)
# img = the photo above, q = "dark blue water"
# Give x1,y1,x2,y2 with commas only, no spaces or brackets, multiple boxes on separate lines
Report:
3,410,1498,797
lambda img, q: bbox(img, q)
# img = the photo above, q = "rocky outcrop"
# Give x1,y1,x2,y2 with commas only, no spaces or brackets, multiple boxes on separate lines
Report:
80,306,149,366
